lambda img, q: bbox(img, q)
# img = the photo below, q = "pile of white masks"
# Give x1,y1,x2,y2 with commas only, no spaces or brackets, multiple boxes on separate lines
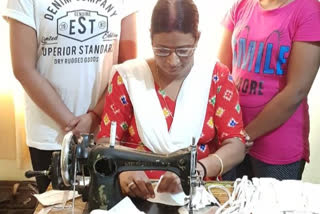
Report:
216,176,320,214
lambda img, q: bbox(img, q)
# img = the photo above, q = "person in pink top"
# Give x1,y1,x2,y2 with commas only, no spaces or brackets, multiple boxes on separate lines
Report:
218,0,320,180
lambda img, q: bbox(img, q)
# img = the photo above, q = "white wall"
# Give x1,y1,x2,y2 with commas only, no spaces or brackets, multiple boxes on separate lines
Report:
0,0,33,180
302,73,320,183
1,0,319,183
137,0,233,60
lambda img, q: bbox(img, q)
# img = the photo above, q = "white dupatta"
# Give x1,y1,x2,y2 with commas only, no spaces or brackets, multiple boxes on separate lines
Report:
114,58,215,154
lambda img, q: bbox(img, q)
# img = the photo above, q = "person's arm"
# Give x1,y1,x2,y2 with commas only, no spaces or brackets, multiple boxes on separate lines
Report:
158,138,245,192
245,41,320,141
94,12,137,113
66,13,137,135
217,28,320,142
217,27,255,151
217,28,233,71
196,62,246,177
9,18,76,129
92,12,137,117
198,138,245,177
95,71,154,199
118,12,137,63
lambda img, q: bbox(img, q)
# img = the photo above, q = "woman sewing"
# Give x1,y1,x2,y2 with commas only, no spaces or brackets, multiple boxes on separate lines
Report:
97,0,246,200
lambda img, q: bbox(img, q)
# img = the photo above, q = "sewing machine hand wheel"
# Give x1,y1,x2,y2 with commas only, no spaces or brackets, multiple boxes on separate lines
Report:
61,132,78,187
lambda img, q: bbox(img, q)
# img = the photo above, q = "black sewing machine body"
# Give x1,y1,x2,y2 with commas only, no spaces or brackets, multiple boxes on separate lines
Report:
87,144,191,210
25,134,196,212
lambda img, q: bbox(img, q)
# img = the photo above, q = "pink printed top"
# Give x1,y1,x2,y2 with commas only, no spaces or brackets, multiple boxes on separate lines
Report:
98,61,245,178
223,0,320,164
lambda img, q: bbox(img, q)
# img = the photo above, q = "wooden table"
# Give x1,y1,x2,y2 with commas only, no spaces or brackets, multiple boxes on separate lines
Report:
34,181,233,214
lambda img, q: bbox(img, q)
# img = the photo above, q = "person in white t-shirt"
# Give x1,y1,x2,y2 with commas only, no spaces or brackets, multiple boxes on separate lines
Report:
3,0,137,193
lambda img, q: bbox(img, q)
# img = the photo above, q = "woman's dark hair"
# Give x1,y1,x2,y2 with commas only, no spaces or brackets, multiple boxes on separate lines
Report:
151,0,199,39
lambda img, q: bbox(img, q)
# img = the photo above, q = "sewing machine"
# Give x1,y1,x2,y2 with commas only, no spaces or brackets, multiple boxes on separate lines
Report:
25,133,202,213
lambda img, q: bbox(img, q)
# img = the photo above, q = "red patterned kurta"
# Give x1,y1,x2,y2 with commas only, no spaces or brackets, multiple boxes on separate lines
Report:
98,61,245,177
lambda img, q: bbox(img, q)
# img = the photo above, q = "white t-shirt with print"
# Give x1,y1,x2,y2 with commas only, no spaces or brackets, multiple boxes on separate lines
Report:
3,0,137,150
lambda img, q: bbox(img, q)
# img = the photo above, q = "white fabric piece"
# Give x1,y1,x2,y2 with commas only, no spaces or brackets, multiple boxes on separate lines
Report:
37,206,53,214
303,182,320,212
147,176,187,206
34,190,80,206
38,204,82,214
90,197,145,214
191,185,219,210
147,188,187,206
115,58,215,154
147,177,216,209
2,0,138,150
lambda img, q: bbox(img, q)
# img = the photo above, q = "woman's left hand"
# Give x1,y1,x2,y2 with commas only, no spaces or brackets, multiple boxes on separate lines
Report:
157,171,182,194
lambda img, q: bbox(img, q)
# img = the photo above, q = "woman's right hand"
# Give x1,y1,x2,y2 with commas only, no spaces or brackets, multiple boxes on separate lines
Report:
119,171,155,199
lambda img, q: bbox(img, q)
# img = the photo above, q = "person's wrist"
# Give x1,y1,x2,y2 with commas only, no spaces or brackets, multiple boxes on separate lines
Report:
87,109,101,123
213,154,223,177
197,160,207,178
63,114,77,130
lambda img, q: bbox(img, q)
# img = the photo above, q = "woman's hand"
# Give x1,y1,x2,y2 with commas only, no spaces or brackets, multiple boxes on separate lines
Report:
65,112,100,137
64,116,81,135
157,171,182,194
119,171,155,199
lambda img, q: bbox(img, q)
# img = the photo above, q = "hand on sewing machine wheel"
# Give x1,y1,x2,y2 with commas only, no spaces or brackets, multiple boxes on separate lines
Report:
119,171,155,199
65,112,99,137
157,171,182,194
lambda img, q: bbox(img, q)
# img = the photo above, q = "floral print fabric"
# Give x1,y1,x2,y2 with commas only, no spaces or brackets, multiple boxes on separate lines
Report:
98,62,245,161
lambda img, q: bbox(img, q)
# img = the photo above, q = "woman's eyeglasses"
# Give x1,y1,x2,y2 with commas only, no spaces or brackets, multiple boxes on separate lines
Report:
152,47,196,57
